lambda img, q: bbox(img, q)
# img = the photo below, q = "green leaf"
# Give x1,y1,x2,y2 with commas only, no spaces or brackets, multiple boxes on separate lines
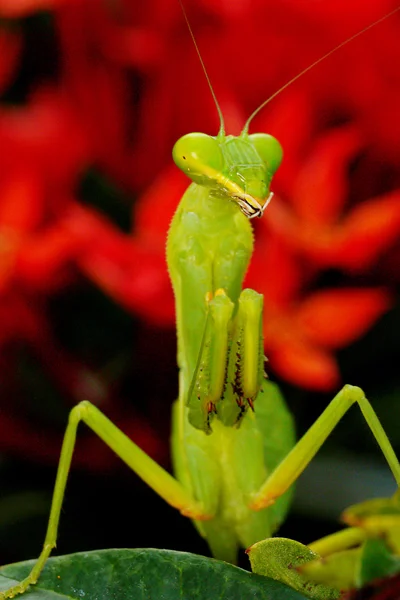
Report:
357,538,400,587
0,548,311,599
248,537,340,600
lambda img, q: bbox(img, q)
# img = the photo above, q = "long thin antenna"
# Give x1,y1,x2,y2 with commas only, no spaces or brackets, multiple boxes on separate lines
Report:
177,0,225,136
242,5,400,135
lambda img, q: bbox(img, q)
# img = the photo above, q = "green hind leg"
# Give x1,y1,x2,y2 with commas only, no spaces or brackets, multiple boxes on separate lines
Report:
0,402,208,599
250,385,400,512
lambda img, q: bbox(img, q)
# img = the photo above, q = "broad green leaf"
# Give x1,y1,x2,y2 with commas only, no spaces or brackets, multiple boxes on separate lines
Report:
0,548,311,600
357,538,400,587
248,537,340,600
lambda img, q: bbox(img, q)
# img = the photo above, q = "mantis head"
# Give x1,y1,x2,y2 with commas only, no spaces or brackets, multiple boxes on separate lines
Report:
172,131,283,218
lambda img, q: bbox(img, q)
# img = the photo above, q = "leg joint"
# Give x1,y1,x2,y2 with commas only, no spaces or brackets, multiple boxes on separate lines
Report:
69,400,92,424
342,383,364,398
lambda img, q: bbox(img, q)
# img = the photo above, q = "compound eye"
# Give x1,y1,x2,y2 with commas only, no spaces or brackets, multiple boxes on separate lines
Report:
172,133,224,184
249,133,283,174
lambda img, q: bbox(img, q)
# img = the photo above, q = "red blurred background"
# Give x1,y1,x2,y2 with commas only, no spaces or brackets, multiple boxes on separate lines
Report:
0,0,399,566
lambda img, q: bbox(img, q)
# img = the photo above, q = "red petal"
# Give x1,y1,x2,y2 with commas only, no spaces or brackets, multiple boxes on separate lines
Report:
0,171,44,233
248,230,304,306
66,204,174,325
291,127,361,226
15,224,84,290
268,335,340,391
0,0,71,18
82,243,174,326
0,89,90,188
135,165,187,244
295,288,391,349
332,191,400,271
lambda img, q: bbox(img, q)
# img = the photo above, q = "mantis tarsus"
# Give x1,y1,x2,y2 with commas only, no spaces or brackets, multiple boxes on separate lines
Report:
1,4,400,599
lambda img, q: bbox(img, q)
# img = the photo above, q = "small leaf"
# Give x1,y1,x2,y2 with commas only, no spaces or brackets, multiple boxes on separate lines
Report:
247,537,340,600
0,548,311,600
357,539,400,588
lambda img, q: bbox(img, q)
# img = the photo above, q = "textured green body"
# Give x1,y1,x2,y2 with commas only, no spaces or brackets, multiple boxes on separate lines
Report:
167,133,295,561
171,377,295,561
167,181,255,425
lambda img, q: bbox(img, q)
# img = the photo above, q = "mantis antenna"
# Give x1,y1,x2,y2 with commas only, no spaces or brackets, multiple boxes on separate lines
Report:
177,0,225,136
241,5,400,135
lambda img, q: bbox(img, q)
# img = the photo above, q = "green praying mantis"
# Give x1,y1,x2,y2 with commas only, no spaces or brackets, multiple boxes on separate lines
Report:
1,4,400,599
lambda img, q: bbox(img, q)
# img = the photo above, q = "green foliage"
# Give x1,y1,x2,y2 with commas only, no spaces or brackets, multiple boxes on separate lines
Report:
0,549,310,600
357,539,400,587
248,538,340,600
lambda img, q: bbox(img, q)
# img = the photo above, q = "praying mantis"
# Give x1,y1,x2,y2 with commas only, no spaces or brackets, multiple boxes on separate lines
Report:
1,3,400,599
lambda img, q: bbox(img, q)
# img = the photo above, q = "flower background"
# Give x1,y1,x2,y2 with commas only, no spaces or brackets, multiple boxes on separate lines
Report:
0,0,399,567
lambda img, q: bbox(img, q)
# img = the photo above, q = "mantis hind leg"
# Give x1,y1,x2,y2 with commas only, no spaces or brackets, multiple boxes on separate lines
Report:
0,401,208,599
250,385,400,512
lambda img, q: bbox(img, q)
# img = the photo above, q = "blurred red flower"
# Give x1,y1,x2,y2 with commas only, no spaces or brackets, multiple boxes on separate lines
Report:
0,0,398,467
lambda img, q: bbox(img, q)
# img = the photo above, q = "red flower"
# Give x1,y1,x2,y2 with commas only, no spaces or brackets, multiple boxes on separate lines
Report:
0,27,21,92
0,0,74,17
0,87,166,464
259,116,400,273
0,0,398,469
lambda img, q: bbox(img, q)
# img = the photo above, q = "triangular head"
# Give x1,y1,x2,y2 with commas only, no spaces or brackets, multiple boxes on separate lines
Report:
173,131,283,218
